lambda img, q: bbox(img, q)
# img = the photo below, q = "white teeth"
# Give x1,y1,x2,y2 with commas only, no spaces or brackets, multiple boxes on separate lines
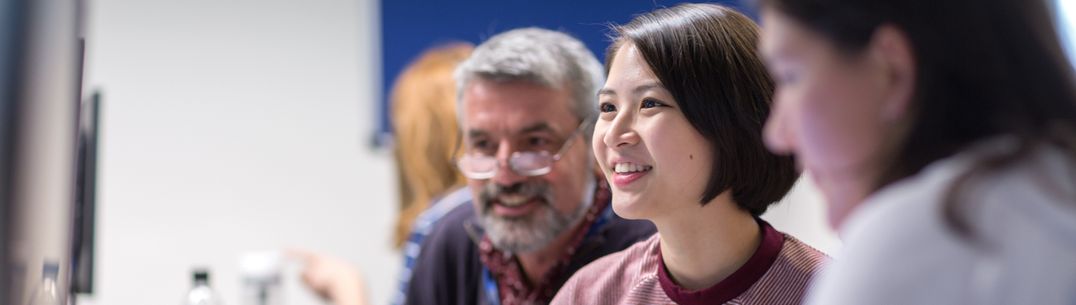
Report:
499,194,529,206
613,162,652,174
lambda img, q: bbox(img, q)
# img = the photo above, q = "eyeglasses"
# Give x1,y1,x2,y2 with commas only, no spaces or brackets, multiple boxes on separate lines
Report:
456,118,589,180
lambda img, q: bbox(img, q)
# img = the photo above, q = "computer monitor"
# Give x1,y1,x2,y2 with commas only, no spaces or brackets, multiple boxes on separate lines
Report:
71,0,93,296
71,90,98,295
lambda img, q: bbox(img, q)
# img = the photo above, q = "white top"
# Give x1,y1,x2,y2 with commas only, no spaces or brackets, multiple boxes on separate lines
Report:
807,139,1076,305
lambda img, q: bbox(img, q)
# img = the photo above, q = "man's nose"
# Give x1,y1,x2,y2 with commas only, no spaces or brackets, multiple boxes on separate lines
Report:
490,142,528,186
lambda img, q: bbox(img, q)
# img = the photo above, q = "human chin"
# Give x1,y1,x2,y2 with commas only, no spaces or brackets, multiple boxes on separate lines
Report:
807,169,863,229
477,181,561,251
481,205,564,253
482,198,587,253
609,186,650,220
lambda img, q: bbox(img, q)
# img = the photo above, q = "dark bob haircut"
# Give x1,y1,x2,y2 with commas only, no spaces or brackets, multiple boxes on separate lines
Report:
757,0,1076,234
607,3,799,216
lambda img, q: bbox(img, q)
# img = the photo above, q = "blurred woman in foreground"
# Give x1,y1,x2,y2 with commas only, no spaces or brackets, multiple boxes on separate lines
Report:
758,0,1076,303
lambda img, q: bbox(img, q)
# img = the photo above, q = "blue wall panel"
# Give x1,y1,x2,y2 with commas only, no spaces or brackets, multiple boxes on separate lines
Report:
375,0,752,145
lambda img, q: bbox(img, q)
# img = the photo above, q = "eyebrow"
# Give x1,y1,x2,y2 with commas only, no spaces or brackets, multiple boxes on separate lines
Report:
518,122,556,135
466,122,558,140
597,82,665,97
467,129,489,139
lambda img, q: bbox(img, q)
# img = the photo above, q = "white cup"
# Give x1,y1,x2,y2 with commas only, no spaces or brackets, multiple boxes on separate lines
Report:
239,251,284,305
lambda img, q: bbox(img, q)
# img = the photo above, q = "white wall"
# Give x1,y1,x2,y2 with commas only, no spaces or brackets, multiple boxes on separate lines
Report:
1058,0,1076,66
762,175,842,256
78,1,840,304
81,0,400,304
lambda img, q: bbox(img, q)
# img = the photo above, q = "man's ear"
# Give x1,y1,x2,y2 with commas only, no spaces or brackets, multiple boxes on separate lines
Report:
869,24,917,122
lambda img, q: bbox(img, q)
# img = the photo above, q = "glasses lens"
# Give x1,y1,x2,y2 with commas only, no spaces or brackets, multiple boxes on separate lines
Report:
510,151,553,176
458,155,496,179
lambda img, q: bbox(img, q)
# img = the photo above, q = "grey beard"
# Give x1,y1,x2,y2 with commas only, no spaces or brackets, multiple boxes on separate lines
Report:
477,177,595,254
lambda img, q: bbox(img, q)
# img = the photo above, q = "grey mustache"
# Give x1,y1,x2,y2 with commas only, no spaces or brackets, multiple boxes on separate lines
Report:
480,181,552,210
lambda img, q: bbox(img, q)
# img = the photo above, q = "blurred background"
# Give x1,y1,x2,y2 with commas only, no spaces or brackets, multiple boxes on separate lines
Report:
2,0,1073,304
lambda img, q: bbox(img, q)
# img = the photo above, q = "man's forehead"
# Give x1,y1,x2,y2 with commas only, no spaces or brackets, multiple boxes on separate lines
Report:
465,116,563,138
461,79,578,136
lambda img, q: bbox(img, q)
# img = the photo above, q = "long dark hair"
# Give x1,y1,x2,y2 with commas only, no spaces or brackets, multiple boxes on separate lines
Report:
608,3,800,216
757,0,1076,235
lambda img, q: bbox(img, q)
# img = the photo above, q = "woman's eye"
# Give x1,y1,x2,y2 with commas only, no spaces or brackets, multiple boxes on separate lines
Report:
641,98,665,109
599,102,617,113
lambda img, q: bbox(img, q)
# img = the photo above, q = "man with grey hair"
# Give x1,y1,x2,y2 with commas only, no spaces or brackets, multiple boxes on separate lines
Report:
404,27,655,305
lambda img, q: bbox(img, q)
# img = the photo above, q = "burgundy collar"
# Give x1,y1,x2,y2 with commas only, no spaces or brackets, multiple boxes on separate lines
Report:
657,219,784,305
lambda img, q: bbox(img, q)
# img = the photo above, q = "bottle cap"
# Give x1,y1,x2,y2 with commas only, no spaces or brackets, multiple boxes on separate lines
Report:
192,268,210,284
42,261,60,277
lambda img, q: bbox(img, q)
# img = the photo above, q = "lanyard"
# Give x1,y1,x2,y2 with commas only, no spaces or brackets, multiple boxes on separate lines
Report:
480,205,614,305
482,268,501,305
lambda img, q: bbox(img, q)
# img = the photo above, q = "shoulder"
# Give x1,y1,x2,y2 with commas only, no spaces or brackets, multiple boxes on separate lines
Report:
837,140,1076,267
805,149,979,304
773,235,828,281
851,140,1076,247
415,187,472,230
406,200,481,304
554,234,662,304
804,139,1076,304
957,143,1076,304
413,200,479,279
422,198,476,248
834,139,996,260
737,233,828,305
967,143,1076,245
408,187,473,251
412,199,478,277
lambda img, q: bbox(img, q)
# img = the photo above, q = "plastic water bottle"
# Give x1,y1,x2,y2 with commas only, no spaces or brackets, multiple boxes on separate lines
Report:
29,262,62,305
185,269,223,305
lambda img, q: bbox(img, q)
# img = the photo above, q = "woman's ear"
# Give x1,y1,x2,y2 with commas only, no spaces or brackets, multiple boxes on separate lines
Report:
869,24,917,122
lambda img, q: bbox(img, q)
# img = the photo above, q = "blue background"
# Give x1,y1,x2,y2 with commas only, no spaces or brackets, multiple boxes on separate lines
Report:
375,0,752,145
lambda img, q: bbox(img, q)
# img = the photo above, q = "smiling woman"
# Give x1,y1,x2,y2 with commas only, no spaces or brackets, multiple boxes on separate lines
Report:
551,4,827,305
